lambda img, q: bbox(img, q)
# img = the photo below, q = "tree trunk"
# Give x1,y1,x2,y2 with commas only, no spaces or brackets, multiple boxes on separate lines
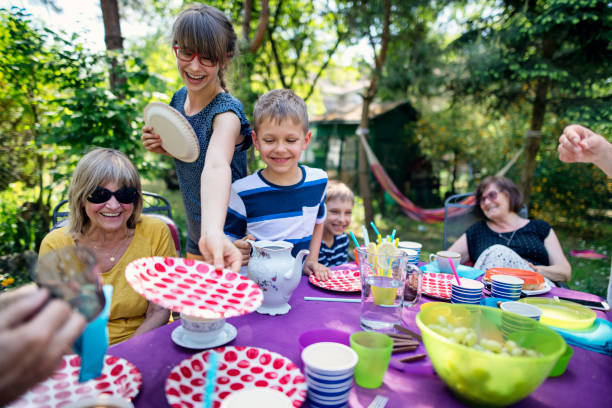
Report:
520,35,554,207
358,100,374,225
520,78,549,207
357,0,391,226
100,0,125,91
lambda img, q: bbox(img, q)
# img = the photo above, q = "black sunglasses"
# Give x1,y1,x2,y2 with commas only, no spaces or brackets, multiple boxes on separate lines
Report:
87,186,139,204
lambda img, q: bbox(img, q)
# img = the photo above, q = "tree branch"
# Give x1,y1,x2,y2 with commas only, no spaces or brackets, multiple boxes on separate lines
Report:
242,0,252,43
249,0,269,53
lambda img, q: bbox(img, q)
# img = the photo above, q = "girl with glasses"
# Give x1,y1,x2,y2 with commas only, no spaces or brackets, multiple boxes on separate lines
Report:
141,3,250,272
39,148,177,345
448,176,571,284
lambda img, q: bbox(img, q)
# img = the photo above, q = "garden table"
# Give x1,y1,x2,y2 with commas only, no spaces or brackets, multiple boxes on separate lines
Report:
110,273,612,408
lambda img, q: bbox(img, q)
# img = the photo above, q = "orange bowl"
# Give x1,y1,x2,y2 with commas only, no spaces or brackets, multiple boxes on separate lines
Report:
485,267,544,290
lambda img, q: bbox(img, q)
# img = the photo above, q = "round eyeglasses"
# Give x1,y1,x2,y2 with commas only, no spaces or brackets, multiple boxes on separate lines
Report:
173,46,216,67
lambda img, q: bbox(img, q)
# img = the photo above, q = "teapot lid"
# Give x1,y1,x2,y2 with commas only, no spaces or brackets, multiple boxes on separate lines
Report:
251,240,293,250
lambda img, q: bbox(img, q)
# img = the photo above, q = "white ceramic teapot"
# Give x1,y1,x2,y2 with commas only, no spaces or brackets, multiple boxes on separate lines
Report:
246,240,309,315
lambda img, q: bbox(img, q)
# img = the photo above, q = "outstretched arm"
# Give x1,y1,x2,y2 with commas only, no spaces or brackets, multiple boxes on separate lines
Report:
558,124,612,178
303,222,330,281
199,112,243,272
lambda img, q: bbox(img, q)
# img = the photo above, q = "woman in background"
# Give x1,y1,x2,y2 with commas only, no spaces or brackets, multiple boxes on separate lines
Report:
448,176,571,283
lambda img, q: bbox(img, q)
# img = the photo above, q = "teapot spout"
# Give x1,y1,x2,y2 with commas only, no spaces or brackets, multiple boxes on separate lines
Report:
285,249,310,280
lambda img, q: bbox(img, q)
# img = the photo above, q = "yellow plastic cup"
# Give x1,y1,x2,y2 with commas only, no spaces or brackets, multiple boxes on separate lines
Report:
350,331,393,389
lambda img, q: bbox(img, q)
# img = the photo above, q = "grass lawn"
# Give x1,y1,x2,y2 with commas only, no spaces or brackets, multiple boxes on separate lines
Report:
143,180,611,299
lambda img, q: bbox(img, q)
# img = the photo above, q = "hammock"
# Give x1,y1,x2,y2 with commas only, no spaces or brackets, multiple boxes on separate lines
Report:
357,132,523,223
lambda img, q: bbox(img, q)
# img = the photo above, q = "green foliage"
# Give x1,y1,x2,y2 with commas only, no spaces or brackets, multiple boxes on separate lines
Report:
0,7,164,254
530,131,611,230
449,0,611,123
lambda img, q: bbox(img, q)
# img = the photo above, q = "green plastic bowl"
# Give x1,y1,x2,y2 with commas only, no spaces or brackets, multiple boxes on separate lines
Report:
416,303,565,406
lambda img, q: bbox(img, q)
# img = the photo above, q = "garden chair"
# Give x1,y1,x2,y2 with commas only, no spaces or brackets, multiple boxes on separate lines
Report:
51,191,182,255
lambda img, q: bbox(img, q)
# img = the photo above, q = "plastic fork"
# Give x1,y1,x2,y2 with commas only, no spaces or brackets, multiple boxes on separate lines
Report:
367,395,389,408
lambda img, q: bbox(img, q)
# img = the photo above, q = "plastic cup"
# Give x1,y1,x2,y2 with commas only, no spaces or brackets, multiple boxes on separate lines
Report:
301,342,358,407
500,302,542,321
350,331,393,389
354,246,365,266
492,275,523,301
398,241,422,263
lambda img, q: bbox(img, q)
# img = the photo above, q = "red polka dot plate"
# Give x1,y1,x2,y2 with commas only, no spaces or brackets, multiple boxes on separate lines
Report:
8,355,141,408
165,346,307,408
125,257,263,319
422,272,453,300
309,269,361,292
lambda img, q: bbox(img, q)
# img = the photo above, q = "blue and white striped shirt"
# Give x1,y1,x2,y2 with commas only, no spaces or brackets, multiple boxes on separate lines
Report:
318,233,349,267
224,165,328,257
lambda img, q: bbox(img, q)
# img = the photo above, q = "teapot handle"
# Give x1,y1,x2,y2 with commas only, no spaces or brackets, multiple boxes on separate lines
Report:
245,239,255,257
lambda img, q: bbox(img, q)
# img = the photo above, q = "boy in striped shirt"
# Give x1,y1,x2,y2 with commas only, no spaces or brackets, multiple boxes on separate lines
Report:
318,180,354,267
224,89,330,281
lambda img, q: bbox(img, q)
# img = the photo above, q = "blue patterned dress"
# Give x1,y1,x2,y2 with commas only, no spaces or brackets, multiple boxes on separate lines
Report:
170,88,252,254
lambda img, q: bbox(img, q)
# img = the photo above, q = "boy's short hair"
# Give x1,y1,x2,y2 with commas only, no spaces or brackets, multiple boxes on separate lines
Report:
326,180,354,203
253,89,308,134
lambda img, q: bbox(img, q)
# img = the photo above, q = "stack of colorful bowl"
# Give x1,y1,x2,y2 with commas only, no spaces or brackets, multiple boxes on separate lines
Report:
491,275,524,300
301,342,358,408
450,278,484,304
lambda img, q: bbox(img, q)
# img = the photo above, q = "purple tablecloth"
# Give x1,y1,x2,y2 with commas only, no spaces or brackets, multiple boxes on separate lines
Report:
110,275,612,408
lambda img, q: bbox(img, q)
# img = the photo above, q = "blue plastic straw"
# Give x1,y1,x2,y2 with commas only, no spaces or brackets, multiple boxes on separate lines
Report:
361,225,370,246
370,221,381,237
203,351,219,408
391,229,396,241
349,231,360,247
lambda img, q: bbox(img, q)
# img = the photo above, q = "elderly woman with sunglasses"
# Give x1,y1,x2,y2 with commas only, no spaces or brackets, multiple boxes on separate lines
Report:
39,148,176,345
448,176,571,283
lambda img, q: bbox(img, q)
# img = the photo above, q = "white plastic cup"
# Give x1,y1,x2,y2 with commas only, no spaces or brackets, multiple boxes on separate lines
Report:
301,342,358,407
500,301,543,321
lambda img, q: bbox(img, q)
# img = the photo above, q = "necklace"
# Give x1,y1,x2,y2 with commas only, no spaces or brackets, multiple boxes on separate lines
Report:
498,229,517,246
80,232,132,263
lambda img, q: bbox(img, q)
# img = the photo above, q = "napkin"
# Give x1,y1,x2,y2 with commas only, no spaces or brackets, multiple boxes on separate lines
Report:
73,284,113,382
551,318,612,356
420,262,485,280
